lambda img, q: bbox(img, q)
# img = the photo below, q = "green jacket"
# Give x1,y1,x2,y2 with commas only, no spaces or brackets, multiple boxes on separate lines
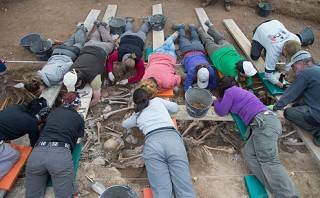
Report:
210,46,252,87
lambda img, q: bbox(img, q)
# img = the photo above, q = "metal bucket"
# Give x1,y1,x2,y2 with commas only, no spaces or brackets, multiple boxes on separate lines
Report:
30,40,52,61
19,33,43,52
257,2,273,17
99,185,138,198
185,88,213,118
296,27,314,46
148,14,167,31
109,17,126,35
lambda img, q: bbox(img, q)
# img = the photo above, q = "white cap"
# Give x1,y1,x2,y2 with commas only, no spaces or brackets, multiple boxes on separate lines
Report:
243,61,257,76
63,69,77,92
197,67,209,89
286,50,311,68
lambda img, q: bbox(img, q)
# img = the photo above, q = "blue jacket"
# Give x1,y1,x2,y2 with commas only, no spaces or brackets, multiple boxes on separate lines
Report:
182,52,217,92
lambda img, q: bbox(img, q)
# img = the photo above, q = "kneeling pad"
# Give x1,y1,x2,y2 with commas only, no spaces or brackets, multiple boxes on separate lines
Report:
46,144,82,187
257,72,285,96
244,175,268,198
230,113,249,141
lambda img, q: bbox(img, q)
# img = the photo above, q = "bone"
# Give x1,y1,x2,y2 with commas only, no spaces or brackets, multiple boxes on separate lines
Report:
109,100,128,105
96,122,102,144
219,131,239,149
82,137,92,152
103,106,134,120
280,130,297,139
182,120,200,137
203,145,236,154
25,91,36,99
194,122,225,145
283,141,305,146
104,97,129,101
0,98,10,110
118,153,143,163
105,126,123,134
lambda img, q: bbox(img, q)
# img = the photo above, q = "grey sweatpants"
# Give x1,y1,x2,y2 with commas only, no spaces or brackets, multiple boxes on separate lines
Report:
197,25,232,57
121,21,150,43
243,111,298,198
0,143,20,180
143,130,196,198
26,146,74,198
177,27,204,55
84,26,115,55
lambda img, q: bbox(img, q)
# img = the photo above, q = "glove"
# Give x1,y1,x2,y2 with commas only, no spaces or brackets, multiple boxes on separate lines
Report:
282,83,290,90
37,107,51,120
266,105,274,111
212,96,217,101
108,72,115,82
116,79,128,85
279,73,285,83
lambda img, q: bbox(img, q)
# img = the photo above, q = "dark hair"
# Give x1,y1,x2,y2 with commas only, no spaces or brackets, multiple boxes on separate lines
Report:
133,88,149,113
75,69,86,89
217,76,239,98
235,60,245,74
193,63,208,82
23,97,49,117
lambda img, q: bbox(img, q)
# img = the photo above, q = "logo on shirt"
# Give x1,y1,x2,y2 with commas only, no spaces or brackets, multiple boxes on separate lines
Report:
267,30,289,43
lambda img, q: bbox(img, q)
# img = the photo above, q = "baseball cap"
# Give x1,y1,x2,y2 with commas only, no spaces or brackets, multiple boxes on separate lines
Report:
0,61,7,73
63,69,78,92
242,61,257,76
284,40,301,60
197,67,209,89
286,50,311,68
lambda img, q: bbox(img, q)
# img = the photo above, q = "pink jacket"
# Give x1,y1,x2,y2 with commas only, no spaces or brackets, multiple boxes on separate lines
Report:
142,53,181,91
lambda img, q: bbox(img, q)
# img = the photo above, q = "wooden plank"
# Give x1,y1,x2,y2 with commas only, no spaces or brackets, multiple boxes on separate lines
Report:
152,4,164,49
102,5,117,24
77,84,93,118
171,105,233,121
222,19,265,73
195,8,209,32
294,125,320,166
40,9,101,107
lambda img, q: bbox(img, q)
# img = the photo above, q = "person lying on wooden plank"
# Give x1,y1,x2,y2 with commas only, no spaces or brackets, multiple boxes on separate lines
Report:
267,50,320,147
63,20,115,106
172,23,217,92
214,76,298,198
0,98,50,179
139,32,181,98
250,20,301,89
26,92,84,198
197,20,257,94
106,17,151,85
122,88,196,198
23,22,87,93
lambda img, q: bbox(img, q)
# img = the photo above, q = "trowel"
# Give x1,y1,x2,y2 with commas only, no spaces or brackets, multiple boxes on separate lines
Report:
85,175,106,195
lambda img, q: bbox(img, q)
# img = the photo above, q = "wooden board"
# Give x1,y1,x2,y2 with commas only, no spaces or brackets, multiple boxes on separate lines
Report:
152,4,164,49
223,19,265,73
77,84,93,118
294,125,320,166
40,9,101,107
102,5,117,24
195,8,209,32
171,105,233,121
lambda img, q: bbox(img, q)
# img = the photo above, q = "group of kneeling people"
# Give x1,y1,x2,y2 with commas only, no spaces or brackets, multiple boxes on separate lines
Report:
0,18,319,198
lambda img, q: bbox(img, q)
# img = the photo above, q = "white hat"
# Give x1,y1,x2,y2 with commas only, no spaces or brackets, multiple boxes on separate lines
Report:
286,50,311,68
63,69,77,92
197,67,209,89
243,61,257,76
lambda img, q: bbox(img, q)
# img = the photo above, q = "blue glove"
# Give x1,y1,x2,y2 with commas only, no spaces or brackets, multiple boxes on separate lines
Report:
267,104,274,111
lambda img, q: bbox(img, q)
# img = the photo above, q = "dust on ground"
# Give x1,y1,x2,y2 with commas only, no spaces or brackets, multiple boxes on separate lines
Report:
1,0,320,197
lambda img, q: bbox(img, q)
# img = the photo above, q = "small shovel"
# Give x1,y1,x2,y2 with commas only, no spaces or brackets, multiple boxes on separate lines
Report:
85,175,106,195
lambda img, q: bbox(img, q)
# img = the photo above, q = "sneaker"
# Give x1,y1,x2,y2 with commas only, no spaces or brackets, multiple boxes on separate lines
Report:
94,19,101,27
204,20,213,27
197,26,204,33
313,136,320,147
75,20,84,27
225,2,231,12
125,17,134,23
171,23,185,30
189,24,196,30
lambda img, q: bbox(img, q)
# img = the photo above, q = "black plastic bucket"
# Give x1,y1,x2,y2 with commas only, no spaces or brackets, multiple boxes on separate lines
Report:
99,185,138,198
296,27,314,46
19,33,43,52
185,88,213,118
109,17,126,35
149,14,167,31
257,2,273,17
30,40,52,61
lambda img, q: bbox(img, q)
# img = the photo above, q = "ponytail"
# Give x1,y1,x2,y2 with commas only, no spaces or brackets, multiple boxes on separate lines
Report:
133,88,150,113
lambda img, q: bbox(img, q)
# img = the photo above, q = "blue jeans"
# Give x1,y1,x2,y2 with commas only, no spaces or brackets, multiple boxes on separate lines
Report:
177,27,204,55
152,34,177,59
143,129,196,198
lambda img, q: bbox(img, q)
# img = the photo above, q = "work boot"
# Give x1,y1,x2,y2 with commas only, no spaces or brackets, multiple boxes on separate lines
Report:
197,26,204,33
125,17,134,23
171,23,185,30
189,24,196,30
225,2,231,12
313,136,320,147
101,21,108,28
201,0,219,7
204,20,214,27
94,19,102,27
75,20,84,28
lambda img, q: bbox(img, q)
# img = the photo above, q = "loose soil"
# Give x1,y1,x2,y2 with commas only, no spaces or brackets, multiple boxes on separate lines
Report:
1,0,320,198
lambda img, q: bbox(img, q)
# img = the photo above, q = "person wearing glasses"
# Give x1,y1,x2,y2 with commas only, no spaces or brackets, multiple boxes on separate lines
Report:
171,23,217,92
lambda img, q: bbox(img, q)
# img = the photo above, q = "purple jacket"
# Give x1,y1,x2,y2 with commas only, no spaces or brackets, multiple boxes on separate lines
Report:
214,86,267,125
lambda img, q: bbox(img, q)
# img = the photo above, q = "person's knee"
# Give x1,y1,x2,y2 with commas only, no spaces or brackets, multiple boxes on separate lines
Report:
250,53,260,61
